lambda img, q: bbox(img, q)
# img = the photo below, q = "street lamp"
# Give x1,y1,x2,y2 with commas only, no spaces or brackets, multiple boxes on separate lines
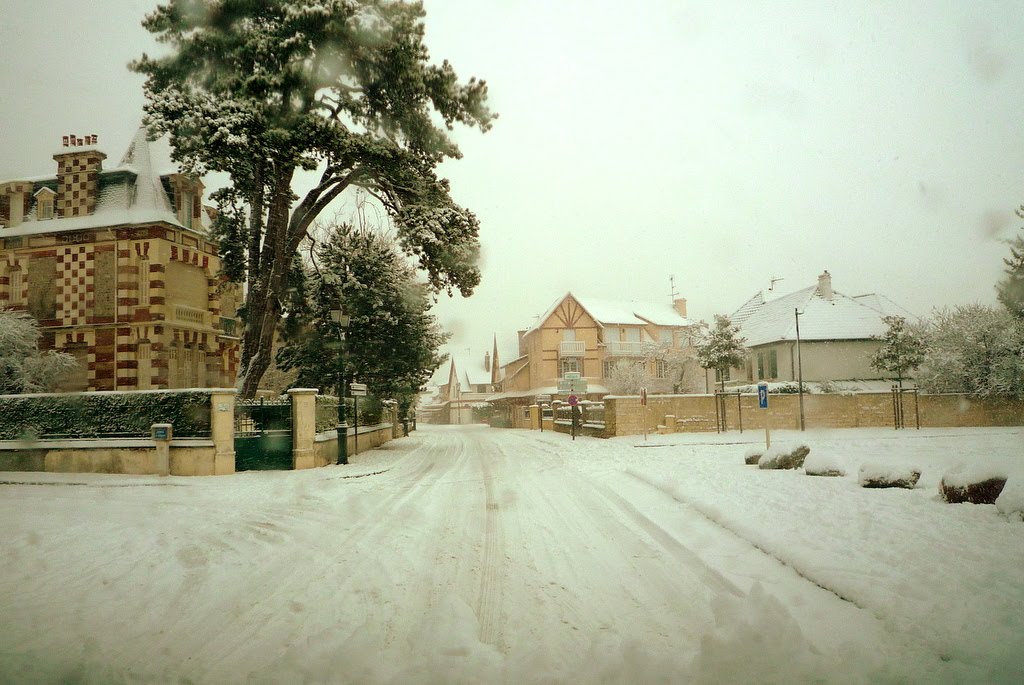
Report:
330,307,350,464
794,307,805,431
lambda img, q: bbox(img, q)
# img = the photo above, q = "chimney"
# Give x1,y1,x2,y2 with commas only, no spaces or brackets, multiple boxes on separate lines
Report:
817,270,833,301
53,133,106,218
673,297,688,318
484,351,491,372
1,182,33,228
518,329,527,357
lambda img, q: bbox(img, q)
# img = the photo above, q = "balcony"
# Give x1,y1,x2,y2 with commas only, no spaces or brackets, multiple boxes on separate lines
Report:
606,341,644,356
559,340,585,356
172,305,209,328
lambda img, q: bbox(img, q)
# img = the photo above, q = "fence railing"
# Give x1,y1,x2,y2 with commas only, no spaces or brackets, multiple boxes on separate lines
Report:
606,341,643,356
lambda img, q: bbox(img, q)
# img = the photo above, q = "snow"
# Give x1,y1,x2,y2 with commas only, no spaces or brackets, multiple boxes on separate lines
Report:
940,461,1011,488
857,461,922,486
1,425,1022,683
995,478,1024,518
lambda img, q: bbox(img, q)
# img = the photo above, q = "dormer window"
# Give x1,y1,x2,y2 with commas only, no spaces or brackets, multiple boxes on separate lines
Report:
35,188,55,220
181,190,194,229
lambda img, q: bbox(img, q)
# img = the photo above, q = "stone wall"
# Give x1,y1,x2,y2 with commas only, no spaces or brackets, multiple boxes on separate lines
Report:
603,392,1024,436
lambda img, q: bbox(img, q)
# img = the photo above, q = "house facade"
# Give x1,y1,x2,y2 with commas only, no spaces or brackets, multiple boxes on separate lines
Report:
424,340,501,424
490,293,703,426
0,129,241,391
726,271,916,387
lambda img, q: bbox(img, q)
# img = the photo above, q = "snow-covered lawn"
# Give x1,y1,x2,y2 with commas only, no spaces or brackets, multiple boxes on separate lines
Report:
1,425,1021,684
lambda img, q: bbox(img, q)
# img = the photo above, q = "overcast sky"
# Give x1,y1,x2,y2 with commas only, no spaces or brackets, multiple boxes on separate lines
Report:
2,0,1022,371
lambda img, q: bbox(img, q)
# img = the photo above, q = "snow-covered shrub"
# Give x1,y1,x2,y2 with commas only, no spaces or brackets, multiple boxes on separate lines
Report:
758,444,810,470
743,447,763,465
858,463,921,489
939,463,1008,504
995,477,1024,520
803,452,846,477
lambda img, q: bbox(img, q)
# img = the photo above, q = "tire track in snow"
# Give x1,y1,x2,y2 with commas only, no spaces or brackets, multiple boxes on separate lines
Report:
475,435,505,648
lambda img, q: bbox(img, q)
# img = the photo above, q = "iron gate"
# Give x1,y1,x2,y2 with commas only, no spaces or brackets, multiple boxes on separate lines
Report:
234,397,293,470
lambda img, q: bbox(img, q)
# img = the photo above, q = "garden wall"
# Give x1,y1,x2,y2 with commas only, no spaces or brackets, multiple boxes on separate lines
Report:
602,392,1024,437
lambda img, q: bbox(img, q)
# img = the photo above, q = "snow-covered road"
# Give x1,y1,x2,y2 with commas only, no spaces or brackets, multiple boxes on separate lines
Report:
1,424,1021,684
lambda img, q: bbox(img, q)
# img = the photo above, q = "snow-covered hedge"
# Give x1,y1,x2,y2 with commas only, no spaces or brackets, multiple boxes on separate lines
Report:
0,389,212,440
803,452,846,477
858,463,921,489
939,463,1008,504
757,444,810,470
743,447,763,465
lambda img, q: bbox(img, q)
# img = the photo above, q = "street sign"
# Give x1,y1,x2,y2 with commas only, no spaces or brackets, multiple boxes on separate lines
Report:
757,382,768,409
567,394,579,406
350,382,368,397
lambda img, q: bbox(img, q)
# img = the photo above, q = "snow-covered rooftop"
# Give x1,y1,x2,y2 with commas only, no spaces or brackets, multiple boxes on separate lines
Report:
731,275,911,347
526,293,693,336
0,128,206,238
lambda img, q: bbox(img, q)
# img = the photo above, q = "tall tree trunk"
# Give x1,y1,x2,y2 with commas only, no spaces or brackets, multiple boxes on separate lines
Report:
238,166,295,398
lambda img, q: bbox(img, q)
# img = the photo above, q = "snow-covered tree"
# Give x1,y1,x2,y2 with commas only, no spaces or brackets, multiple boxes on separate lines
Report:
916,305,1024,400
695,315,747,392
870,315,927,389
131,0,494,397
996,206,1024,319
275,224,448,416
605,359,651,395
0,312,78,394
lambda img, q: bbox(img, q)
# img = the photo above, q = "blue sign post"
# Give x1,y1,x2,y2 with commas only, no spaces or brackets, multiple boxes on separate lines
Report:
757,382,770,449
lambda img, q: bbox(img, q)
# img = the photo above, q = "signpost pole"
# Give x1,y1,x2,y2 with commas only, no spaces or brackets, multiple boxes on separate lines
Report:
640,387,648,441
758,382,770,449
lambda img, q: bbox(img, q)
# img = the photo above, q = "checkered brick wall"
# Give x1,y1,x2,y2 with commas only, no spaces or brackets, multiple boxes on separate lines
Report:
54,150,106,218
57,245,93,327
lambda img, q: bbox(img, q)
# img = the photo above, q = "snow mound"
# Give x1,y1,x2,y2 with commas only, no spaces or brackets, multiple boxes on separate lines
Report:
743,446,764,465
804,452,847,477
758,443,810,470
995,477,1024,520
940,463,1009,504
858,462,921,489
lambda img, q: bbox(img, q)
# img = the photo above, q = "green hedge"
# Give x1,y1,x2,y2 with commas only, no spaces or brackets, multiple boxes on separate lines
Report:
0,390,212,440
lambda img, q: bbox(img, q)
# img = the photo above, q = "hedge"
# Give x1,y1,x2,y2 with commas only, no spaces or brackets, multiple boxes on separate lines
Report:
0,390,212,440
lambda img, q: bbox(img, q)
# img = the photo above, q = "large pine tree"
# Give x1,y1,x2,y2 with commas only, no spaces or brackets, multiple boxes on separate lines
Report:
131,0,494,396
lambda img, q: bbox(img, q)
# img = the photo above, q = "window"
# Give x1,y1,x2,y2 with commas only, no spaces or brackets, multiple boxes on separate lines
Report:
715,367,731,382
560,357,580,376
757,353,765,379
660,329,673,346
603,360,617,378
522,407,531,420
624,327,641,343
181,191,194,229
655,359,667,379
36,192,54,220
769,350,778,378
8,268,23,305
137,340,152,390
563,329,576,341
138,258,150,306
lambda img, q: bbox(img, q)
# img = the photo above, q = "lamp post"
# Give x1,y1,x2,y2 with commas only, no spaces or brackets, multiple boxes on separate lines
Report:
794,307,805,431
330,307,350,464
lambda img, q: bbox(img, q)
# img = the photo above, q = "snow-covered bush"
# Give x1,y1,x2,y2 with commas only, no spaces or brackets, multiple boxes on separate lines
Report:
758,444,810,470
939,463,1008,504
858,463,921,489
803,452,846,477
995,478,1024,520
743,447,763,465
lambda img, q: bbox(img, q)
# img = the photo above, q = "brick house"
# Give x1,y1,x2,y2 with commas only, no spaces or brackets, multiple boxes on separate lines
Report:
0,128,241,391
